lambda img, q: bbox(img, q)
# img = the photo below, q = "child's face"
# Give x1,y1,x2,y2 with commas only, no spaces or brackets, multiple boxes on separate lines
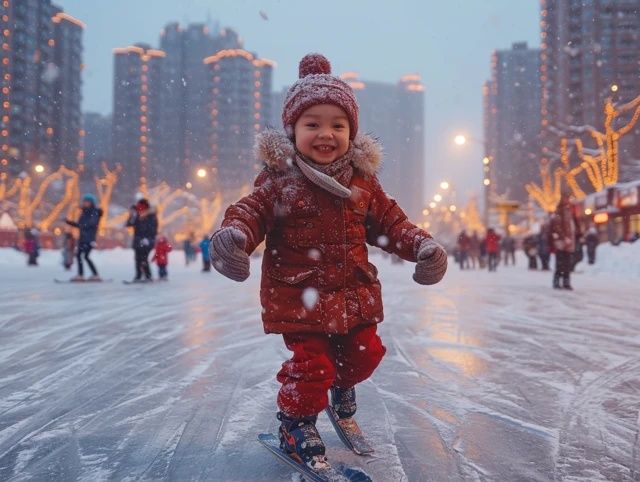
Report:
294,104,350,165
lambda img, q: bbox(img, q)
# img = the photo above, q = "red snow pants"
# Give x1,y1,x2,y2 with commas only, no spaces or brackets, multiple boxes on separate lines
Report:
277,324,386,418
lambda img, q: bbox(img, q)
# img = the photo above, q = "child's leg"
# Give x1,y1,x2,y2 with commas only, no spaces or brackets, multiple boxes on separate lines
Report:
332,324,386,389
277,333,336,418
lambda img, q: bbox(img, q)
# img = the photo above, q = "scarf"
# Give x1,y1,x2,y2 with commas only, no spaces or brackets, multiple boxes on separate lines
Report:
295,146,354,198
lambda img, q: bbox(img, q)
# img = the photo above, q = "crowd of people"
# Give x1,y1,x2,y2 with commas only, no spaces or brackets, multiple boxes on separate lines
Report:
14,193,216,283
453,192,606,290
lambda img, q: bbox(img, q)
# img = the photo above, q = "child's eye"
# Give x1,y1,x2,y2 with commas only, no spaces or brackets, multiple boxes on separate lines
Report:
305,123,318,128
333,124,346,129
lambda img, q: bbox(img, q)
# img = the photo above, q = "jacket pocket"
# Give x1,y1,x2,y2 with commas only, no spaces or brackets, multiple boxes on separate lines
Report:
354,262,379,283
267,266,317,285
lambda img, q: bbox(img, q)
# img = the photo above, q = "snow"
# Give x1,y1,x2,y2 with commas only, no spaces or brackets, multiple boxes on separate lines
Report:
0,243,639,480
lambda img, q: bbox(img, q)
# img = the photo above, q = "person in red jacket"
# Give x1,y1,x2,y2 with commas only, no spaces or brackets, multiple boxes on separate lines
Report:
152,235,172,280
209,53,448,472
484,228,501,272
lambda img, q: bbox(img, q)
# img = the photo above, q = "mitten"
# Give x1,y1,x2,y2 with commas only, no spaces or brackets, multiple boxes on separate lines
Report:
209,227,250,282
413,238,448,285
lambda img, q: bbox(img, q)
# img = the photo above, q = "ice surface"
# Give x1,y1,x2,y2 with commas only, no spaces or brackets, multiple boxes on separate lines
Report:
0,243,639,480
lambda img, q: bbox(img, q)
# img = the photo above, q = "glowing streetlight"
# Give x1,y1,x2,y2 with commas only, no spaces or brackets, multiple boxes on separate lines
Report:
449,204,457,212
196,168,207,178
185,182,193,189
610,84,619,93
454,134,467,146
34,164,45,174
422,208,430,216
584,208,592,215
440,181,449,190
429,201,437,209
433,194,442,202
483,178,491,186
482,156,490,165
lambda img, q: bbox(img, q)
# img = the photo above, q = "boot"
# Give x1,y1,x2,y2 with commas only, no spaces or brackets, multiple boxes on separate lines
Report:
277,412,329,470
563,277,573,290
553,273,561,289
330,386,357,419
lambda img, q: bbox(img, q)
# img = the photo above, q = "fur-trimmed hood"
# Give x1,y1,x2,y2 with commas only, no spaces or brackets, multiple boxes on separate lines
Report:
254,129,382,176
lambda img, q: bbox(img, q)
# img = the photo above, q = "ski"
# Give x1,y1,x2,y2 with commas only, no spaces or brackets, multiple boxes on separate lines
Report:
55,278,113,283
325,407,374,455
258,433,371,482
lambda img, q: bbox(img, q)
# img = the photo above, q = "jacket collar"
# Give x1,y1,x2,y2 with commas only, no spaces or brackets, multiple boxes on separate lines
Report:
254,129,382,177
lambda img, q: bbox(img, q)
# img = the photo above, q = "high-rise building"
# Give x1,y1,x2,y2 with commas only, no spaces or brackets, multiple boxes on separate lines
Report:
205,49,273,190
0,0,56,175
541,0,640,182
484,42,541,202
51,8,84,168
83,112,112,181
112,44,166,194
340,73,425,220
158,23,243,184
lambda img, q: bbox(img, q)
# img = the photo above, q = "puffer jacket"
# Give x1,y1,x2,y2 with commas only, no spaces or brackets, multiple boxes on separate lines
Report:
220,130,433,335
66,206,102,245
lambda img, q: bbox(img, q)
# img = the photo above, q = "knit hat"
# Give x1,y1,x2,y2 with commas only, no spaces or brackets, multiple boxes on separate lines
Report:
282,53,359,140
82,193,97,205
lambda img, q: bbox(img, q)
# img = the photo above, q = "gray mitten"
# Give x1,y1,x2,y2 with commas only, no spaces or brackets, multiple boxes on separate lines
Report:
209,227,250,282
413,238,448,285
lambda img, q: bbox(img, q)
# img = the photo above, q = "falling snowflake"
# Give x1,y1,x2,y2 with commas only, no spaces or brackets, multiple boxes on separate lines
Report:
301,287,319,310
307,248,321,260
377,235,389,247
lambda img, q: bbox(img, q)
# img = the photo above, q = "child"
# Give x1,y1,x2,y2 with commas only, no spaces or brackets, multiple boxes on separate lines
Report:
62,231,76,270
23,228,39,266
152,235,172,280
199,234,211,272
65,194,103,281
209,53,448,471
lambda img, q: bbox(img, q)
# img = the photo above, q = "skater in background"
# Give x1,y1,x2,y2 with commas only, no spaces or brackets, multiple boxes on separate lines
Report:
23,228,39,266
484,227,501,272
585,224,599,264
61,231,75,270
65,194,103,281
209,53,448,472
126,198,158,282
152,235,172,280
468,230,481,269
457,230,470,270
550,192,578,290
199,234,211,272
522,233,539,270
501,233,516,266
183,233,195,266
538,222,551,270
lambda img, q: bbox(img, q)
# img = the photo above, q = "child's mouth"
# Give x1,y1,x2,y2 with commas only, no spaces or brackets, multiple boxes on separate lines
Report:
313,145,335,154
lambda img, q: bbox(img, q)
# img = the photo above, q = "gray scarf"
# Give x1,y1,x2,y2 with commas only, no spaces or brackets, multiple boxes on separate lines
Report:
295,147,354,198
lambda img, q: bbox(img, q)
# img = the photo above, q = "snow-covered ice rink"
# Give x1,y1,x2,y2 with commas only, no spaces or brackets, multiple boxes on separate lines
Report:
1,244,639,481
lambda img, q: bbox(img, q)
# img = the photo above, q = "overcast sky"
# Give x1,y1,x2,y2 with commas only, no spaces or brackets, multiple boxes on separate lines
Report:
55,0,539,204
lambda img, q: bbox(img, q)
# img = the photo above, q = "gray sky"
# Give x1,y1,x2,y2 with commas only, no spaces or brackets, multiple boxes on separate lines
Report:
56,0,539,204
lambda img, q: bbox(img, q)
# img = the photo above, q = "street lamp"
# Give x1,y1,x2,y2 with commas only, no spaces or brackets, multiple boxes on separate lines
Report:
196,168,207,178
433,194,442,202
453,134,491,227
185,182,193,189
34,164,45,174
440,181,450,190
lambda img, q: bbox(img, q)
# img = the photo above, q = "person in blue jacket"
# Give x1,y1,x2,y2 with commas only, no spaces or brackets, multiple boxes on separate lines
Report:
199,234,211,272
65,194,103,281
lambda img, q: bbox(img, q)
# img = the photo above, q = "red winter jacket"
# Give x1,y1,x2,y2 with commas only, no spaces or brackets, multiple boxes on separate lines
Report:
485,231,501,254
152,237,172,265
220,130,432,335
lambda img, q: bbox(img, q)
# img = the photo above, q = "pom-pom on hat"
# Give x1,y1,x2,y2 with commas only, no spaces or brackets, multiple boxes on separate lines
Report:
282,53,359,140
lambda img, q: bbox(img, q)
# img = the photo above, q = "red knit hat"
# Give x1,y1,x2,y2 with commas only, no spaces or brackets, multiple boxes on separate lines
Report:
282,53,359,140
